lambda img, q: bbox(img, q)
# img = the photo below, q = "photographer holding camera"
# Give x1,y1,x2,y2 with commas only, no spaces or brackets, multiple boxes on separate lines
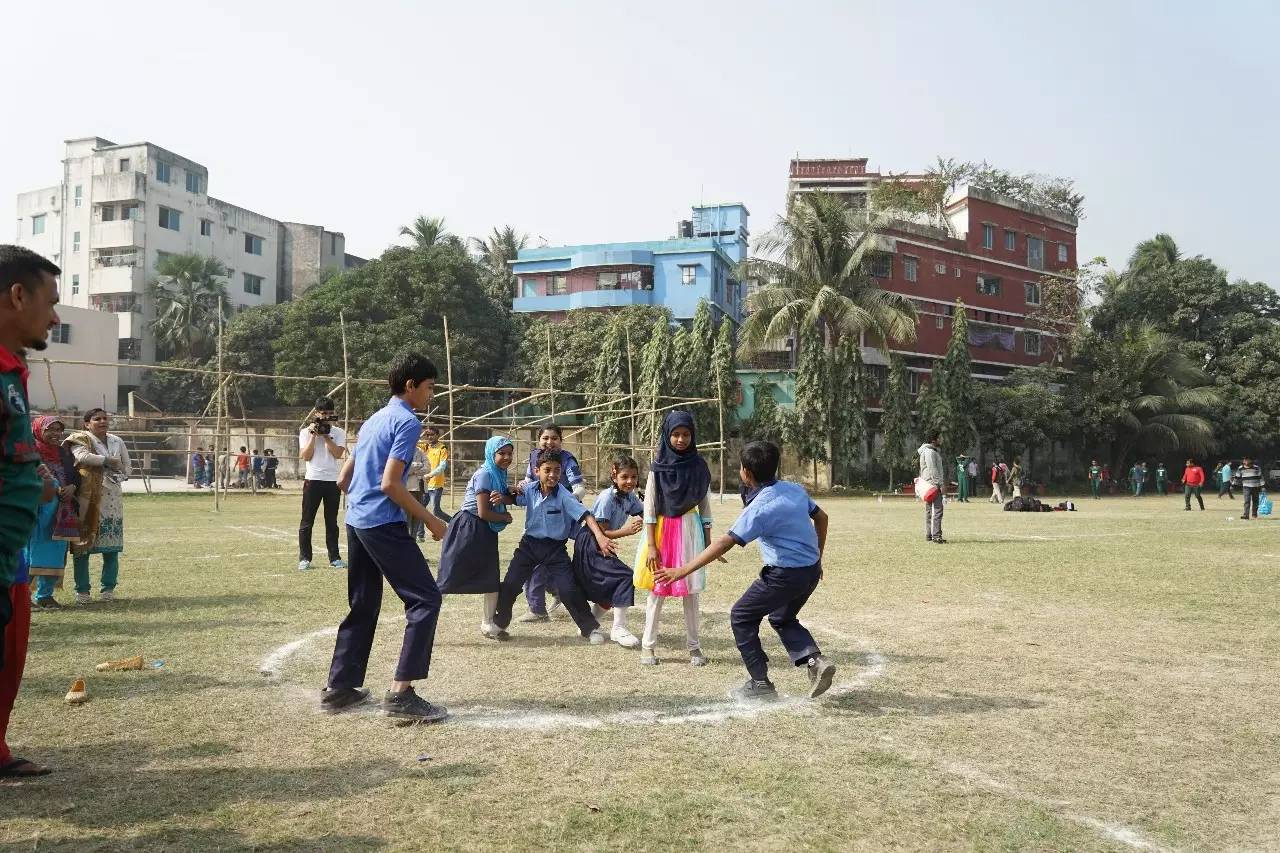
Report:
298,397,348,571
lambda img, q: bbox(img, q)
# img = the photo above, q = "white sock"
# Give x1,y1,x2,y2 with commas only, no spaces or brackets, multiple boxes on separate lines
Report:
612,606,630,633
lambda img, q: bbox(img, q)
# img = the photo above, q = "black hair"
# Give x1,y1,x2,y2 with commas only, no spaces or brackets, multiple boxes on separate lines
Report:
539,423,563,439
83,407,108,424
240,446,247,452
610,454,639,478
534,448,563,469
740,440,780,482
388,351,438,394
314,396,335,412
0,245,60,295
423,423,439,434
928,432,941,444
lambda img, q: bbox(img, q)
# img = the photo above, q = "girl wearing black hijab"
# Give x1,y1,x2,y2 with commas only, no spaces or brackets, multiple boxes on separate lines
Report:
634,410,713,666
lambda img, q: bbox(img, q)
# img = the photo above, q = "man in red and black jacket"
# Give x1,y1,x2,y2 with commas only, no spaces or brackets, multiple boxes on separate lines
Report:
1181,458,1205,511
0,245,62,778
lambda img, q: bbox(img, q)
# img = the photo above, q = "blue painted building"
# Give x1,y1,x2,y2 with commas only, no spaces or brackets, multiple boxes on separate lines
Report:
510,203,749,325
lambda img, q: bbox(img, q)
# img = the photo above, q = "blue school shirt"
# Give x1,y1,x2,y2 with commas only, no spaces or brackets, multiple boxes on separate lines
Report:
460,467,503,515
344,397,422,529
592,487,643,531
515,482,589,541
728,481,821,568
525,449,584,487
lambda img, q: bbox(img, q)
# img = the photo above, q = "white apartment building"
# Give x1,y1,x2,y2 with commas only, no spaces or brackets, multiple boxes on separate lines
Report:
15,137,364,402
25,304,119,413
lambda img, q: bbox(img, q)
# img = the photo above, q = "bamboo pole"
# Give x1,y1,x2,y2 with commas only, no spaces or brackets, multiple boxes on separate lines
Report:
233,380,257,495
624,325,637,457
715,360,727,503
339,311,351,441
214,296,224,513
545,325,556,420
443,315,456,512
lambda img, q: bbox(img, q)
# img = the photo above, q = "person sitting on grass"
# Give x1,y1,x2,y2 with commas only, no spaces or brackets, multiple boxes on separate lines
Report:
656,440,835,703
321,351,450,724
489,449,616,644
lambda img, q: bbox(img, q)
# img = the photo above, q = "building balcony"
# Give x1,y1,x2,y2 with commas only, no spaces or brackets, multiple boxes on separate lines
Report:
91,219,142,249
89,264,144,294
92,172,145,204
513,289,655,313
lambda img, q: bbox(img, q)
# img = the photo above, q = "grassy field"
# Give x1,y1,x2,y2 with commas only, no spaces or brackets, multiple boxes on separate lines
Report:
1,489,1278,852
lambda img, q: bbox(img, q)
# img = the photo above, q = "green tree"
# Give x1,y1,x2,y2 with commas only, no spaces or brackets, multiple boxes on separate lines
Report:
935,301,975,457
743,382,785,446
634,311,677,449
148,253,230,361
587,318,630,449
221,304,286,409
674,300,717,437
790,328,830,481
471,225,528,308
141,358,215,414
399,215,455,250
875,352,914,490
974,377,1065,464
828,334,868,485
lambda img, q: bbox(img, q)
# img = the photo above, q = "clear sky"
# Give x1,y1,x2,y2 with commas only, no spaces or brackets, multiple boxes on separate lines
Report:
4,0,1276,284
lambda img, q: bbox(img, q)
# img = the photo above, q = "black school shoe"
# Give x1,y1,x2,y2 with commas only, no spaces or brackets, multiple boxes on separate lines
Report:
382,687,449,724
806,655,837,699
320,687,371,714
732,679,778,702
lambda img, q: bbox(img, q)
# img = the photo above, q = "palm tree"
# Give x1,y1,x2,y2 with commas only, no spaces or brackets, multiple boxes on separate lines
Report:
1126,233,1180,280
399,215,454,250
737,190,918,360
470,226,529,304
148,253,230,360
1107,324,1217,468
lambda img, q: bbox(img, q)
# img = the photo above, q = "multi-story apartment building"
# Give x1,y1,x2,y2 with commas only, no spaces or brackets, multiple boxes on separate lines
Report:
15,137,365,400
785,157,1079,395
510,203,749,326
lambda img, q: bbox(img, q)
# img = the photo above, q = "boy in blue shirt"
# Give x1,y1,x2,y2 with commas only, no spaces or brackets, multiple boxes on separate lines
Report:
518,424,586,623
322,352,450,724
491,449,616,642
657,440,834,702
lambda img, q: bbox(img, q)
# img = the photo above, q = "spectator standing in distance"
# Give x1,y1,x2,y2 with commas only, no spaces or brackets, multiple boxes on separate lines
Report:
1156,462,1168,496
989,459,1004,504
0,245,61,778
1218,460,1235,500
263,449,279,489
965,456,978,500
1088,460,1103,500
298,397,348,571
1235,457,1263,520
918,434,946,544
1181,458,1205,511
191,447,207,489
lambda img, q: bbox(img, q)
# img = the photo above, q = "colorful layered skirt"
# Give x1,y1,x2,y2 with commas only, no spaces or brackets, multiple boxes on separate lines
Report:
633,508,707,598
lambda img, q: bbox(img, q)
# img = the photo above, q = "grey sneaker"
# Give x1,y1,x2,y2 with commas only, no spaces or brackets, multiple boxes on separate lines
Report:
732,679,778,702
640,651,659,666
689,648,708,667
517,611,550,624
585,629,606,645
806,655,836,698
320,687,371,714
74,592,91,605
99,589,115,602
330,559,347,569
298,560,312,572
381,687,449,724
547,596,566,618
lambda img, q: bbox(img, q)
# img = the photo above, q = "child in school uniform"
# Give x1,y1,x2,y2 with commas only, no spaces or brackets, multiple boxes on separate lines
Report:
657,440,835,702
491,449,616,642
634,410,714,667
571,454,644,648
436,435,515,639
518,424,586,623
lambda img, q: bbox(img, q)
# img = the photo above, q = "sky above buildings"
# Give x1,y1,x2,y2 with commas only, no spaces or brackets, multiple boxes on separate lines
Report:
4,0,1277,284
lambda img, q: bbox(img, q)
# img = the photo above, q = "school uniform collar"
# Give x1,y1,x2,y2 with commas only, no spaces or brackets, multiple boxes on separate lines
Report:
388,396,415,414
740,479,778,507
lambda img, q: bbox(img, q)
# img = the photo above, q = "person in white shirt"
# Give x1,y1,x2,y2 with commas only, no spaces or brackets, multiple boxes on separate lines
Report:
298,397,348,571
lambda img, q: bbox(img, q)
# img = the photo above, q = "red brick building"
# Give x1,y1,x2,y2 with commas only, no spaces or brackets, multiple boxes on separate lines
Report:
787,158,1079,395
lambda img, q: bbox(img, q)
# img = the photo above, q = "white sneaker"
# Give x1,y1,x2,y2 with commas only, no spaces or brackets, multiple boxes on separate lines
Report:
585,629,606,645
611,627,640,648
75,592,91,605
99,589,115,602
298,560,311,572
547,597,565,618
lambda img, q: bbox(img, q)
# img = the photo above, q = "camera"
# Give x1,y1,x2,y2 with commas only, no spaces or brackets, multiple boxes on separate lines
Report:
311,411,335,436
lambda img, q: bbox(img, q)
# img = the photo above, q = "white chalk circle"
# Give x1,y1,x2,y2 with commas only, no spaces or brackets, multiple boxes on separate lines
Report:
259,619,886,730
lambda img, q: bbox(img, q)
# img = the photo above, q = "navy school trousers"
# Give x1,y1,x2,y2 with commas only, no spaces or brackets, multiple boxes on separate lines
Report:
730,563,823,682
494,536,598,637
327,522,442,688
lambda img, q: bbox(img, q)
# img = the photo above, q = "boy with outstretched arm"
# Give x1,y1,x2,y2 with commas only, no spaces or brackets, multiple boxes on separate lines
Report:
490,449,617,642
656,440,836,702
322,351,450,724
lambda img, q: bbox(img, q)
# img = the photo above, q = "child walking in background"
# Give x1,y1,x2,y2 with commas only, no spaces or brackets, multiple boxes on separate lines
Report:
491,449,615,642
572,455,643,649
657,440,834,702
635,411,714,667
519,424,586,623
420,425,451,522
436,436,514,639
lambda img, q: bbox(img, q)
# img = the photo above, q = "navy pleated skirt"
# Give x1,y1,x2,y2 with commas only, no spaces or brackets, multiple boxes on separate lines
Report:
437,510,500,594
571,526,635,608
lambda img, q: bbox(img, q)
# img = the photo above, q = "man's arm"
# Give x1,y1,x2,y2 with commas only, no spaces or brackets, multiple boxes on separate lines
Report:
324,432,347,460
813,507,828,559
336,455,356,492
382,457,446,540
300,429,317,462
655,534,736,583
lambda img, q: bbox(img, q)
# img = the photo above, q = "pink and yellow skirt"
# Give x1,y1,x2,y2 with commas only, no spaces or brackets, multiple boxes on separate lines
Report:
633,508,707,598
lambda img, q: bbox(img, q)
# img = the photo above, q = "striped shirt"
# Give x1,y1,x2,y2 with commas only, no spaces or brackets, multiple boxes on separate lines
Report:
1234,465,1263,489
